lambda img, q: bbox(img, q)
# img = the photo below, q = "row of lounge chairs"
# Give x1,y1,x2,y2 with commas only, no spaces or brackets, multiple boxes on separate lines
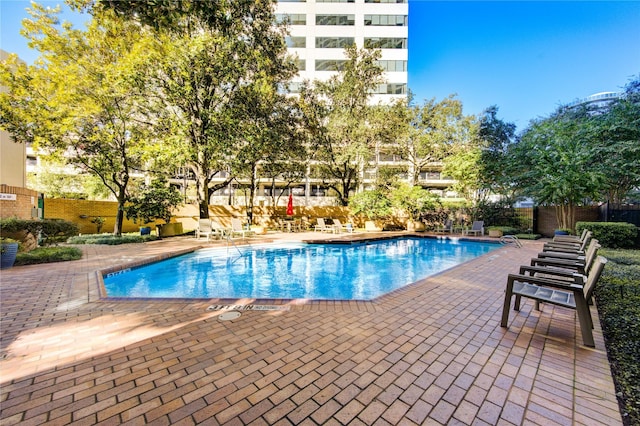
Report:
195,218,254,241
314,218,354,234
501,229,607,347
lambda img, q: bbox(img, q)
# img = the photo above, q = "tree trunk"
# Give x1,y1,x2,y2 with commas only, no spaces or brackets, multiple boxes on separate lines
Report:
113,187,126,236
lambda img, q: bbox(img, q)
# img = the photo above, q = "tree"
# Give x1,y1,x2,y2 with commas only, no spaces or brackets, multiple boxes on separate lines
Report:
475,106,517,199
303,45,385,206
125,177,182,225
593,76,640,203
514,107,605,230
0,3,157,235
396,95,475,186
111,0,296,219
234,83,307,225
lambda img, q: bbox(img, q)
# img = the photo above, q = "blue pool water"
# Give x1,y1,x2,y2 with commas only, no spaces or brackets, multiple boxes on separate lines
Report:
103,237,499,300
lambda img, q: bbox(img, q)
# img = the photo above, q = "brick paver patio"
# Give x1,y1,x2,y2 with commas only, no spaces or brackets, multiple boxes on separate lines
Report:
0,232,621,425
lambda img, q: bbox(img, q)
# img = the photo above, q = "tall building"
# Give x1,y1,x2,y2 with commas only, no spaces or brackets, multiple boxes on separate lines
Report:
276,0,408,104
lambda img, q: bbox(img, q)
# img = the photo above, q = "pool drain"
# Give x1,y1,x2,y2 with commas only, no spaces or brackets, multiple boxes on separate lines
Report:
218,311,241,321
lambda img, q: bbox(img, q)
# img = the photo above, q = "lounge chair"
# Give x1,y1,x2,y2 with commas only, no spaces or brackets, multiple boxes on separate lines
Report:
314,218,331,232
501,255,608,347
210,221,227,239
435,219,453,233
332,219,353,233
529,239,600,276
463,221,484,236
195,219,214,240
553,228,588,243
229,218,254,239
544,231,592,252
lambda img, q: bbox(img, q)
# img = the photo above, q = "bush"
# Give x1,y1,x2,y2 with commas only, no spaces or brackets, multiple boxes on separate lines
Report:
486,226,518,235
67,233,159,245
514,233,541,240
597,248,640,425
0,217,79,247
577,221,638,248
15,246,82,265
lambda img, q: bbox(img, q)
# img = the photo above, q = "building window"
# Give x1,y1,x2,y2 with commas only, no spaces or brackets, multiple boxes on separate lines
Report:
315,60,347,71
315,37,355,49
316,15,355,26
364,37,407,49
275,14,306,25
364,15,407,26
285,36,306,48
365,0,407,3
372,83,407,94
296,59,306,71
375,60,407,72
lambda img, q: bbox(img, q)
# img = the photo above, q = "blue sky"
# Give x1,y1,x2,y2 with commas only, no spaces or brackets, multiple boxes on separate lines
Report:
2,0,639,132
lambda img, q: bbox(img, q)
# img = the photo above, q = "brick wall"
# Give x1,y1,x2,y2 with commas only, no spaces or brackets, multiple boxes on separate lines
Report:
536,206,600,237
43,198,352,235
0,185,39,220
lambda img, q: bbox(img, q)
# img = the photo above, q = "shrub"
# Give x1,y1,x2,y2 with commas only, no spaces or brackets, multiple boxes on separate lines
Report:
67,233,158,245
15,247,82,265
486,226,518,235
514,233,541,240
597,248,640,424
576,221,638,248
0,217,78,247
348,190,393,221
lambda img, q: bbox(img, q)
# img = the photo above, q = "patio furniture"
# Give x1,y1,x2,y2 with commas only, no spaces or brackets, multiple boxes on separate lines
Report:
435,219,453,233
314,218,332,232
529,240,600,276
229,218,254,239
195,219,214,240
544,231,592,252
501,255,608,347
553,228,589,243
332,219,353,233
463,221,484,236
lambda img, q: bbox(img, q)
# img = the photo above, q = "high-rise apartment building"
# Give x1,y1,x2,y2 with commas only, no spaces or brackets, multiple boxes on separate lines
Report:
275,0,408,104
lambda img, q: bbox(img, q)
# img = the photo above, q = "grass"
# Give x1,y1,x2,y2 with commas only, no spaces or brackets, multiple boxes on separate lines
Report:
597,248,640,426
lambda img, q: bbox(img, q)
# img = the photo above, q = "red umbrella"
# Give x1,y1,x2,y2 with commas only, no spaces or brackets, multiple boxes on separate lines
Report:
286,193,294,216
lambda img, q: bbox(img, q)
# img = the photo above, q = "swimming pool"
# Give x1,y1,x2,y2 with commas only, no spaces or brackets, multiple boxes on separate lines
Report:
102,237,499,300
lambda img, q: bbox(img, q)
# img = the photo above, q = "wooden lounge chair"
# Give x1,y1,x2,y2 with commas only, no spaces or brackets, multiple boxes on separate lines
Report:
501,256,607,347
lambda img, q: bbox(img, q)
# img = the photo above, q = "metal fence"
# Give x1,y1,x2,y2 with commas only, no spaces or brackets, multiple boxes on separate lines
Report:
600,203,640,227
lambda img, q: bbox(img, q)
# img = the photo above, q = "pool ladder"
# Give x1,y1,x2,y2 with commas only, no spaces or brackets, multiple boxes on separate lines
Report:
499,235,522,248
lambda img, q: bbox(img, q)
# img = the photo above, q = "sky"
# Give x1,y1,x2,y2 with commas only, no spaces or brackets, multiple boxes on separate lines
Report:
1,0,639,132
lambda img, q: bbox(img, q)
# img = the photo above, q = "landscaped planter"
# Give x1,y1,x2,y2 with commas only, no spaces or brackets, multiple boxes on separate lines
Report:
488,229,503,238
158,223,183,237
1,242,19,269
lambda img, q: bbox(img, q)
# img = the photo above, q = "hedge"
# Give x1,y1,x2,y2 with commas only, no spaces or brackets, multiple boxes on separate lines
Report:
576,221,638,248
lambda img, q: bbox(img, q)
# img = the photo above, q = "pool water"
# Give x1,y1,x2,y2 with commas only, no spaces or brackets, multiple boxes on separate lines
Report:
102,237,499,300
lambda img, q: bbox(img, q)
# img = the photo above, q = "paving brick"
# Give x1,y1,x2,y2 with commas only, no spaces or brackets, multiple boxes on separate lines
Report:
0,236,622,425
